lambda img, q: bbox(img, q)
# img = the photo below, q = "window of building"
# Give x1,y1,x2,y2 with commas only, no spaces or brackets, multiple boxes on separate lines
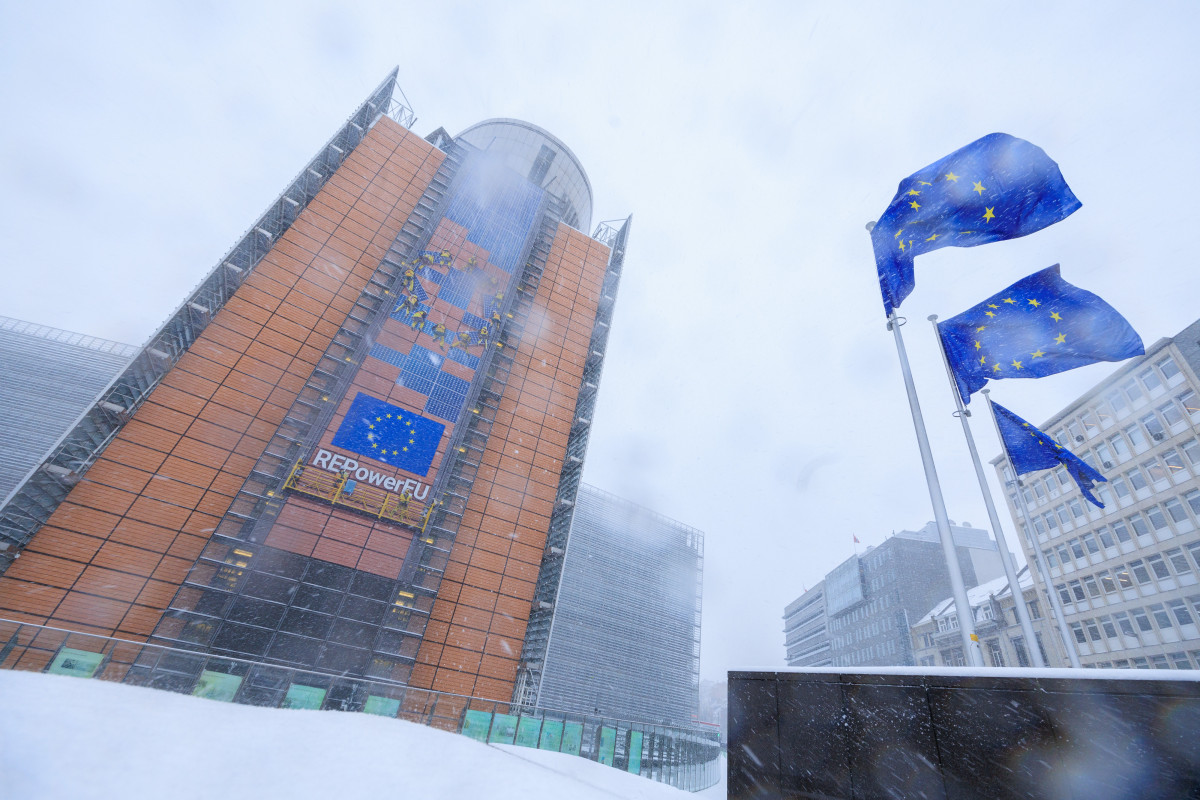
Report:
1149,603,1174,629
1108,433,1131,461
1184,489,1200,517
1178,389,1200,421
1132,608,1154,633
1187,542,1200,572
1033,481,1046,501
1099,616,1119,639
1166,548,1192,576
1113,611,1137,638
1145,506,1171,536
1150,654,1171,669
1068,580,1086,602
1147,554,1171,580
1067,420,1084,442
1081,532,1100,553
987,639,1005,667
1129,560,1152,585
1159,401,1185,429
1056,467,1071,488
1168,599,1194,627
1044,548,1058,568
1125,423,1148,451
1096,527,1116,548
1131,656,1151,669
1115,565,1134,590
1127,513,1151,538
1107,390,1129,416
1182,439,1200,468
1029,599,1042,619
1111,519,1132,543
1056,584,1071,605
1070,499,1086,520
1123,379,1145,405
1095,442,1114,467
1057,506,1073,526
1143,457,1169,485
1126,467,1148,492
1156,356,1182,384
1081,410,1100,436
1056,543,1072,566
1069,539,1085,559
1141,413,1166,442
1110,475,1131,499
1070,622,1087,644
1083,575,1102,598
1164,497,1190,525
1169,652,1191,670
1046,512,1060,532
1098,570,1118,594
1140,368,1164,395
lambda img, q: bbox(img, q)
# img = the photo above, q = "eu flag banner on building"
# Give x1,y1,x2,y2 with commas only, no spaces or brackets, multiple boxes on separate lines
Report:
992,400,1107,507
872,133,1082,316
331,392,445,477
938,265,1144,403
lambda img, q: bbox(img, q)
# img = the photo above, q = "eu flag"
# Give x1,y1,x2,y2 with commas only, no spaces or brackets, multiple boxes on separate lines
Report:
331,392,445,477
992,400,1107,508
938,265,1143,403
872,133,1082,316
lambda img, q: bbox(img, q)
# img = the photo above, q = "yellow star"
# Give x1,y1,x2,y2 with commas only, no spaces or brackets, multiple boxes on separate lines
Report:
898,239,906,251
926,233,939,241
945,172,960,182
375,417,382,422
992,363,1002,372
976,326,987,332
372,442,378,448
1003,298,1016,304
974,341,982,350
1055,333,1067,344
1032,350,1045,358
1012,360,1023,370
386,413,393,419
392,450,398,455
1028,298,1040,308
987,304,998,309
906,189,920,196
402,447,409,452
368,424,375,429
894,229,904,239
983,207,996,222
985,310,996,318
1050,311,1062,322
918,180,932,186
973,181,985,195
909,201,921,210
979,355,987,365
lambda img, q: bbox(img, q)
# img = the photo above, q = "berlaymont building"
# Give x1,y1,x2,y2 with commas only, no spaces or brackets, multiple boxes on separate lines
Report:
0,69,642,710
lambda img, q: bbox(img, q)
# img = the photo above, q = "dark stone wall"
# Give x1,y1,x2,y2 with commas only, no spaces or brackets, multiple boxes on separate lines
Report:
729,669,1200,800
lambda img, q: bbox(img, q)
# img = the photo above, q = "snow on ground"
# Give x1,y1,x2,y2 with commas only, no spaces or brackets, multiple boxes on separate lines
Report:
0,671,724,799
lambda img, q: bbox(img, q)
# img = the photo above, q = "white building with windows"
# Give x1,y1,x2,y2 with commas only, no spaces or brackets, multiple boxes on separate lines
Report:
911,566,1066,668
992,318,1200,670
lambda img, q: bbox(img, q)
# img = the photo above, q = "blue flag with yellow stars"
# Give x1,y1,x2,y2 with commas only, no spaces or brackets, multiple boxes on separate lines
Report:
331,392,445,477
872,133,1082,316
992,400,1107,507
938,265,1143,403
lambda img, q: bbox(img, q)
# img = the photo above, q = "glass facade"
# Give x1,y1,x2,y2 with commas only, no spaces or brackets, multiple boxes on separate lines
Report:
530,485,703,727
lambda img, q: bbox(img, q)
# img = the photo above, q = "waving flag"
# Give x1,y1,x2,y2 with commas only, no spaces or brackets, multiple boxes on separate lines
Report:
992,400,1107,507
939,265,1143,403
331,392,445,476
872,133,1081,316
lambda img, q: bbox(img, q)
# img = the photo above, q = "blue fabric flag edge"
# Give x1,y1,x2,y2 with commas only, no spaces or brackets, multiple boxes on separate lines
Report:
992,400,1107,508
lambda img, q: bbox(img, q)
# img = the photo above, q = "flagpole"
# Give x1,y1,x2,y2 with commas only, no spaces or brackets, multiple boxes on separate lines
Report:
885,309,986,667
927,316,1045,668
981,389,1082,668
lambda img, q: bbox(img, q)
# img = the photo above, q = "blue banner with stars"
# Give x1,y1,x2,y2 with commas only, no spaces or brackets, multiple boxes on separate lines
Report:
331,392,445,476
992,400,1107,508
938,265,1143,403
872,133,1082,316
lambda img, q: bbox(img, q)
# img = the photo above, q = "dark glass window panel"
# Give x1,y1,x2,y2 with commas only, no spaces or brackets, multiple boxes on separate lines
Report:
211,622,272,657
341,595,386,625
349,571,394,601
292,584,342,614
226,597,285,630
266,633,322,666
253,548,309,579
305,561,354,590
279,608,333,639
317,643,369,675
328,618,377,650
243,572,298,604
194,590,232,617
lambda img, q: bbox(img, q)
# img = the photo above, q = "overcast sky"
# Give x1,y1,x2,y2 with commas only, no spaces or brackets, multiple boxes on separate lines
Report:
3,2,1199,682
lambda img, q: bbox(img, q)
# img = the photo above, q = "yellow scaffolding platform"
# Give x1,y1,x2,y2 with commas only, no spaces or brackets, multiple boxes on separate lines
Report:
281,461,438,536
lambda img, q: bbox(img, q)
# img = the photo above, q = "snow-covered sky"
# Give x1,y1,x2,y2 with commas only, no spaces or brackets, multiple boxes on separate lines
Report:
2,2,1198,682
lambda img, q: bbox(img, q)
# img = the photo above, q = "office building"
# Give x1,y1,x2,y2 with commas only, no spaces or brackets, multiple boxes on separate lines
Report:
993,319,1200,670
0,69,631,703
517,484,703,727
0,317,136,502
911,565,1065,667
783,522,1006,668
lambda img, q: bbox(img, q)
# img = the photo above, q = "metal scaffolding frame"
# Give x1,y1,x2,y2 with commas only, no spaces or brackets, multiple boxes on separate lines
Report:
0,69,415,573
